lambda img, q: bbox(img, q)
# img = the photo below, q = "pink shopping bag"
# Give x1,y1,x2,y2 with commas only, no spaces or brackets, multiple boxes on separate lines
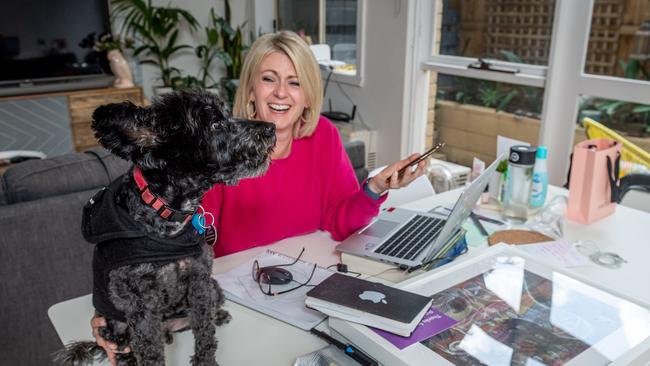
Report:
567,138,621,224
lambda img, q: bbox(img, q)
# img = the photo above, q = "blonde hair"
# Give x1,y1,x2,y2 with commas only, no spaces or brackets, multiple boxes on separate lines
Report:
233,31,323,138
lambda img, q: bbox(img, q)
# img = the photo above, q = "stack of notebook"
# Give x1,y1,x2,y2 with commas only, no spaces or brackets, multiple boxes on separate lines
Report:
305,273,432,337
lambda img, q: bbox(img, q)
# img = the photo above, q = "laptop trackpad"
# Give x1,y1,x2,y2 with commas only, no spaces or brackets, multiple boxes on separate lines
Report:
361,219,399,238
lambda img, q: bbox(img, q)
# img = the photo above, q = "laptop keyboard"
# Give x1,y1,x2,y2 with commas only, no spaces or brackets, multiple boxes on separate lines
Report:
374,215,446,260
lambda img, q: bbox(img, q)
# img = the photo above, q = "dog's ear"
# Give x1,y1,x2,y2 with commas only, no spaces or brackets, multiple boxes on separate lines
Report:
91,102,158,161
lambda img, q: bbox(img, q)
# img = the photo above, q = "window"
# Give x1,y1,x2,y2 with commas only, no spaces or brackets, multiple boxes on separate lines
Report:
276,0,363,84
325,0,357,67
434,75,545,167
420,1,554,168
439,1,555,66
584,3,650,81
410,0,650,185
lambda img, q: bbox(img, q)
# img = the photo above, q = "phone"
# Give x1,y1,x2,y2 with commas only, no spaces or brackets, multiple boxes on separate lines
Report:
389,142,446,182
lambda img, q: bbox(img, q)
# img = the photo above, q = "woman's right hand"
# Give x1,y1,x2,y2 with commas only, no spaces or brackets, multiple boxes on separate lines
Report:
91,314,130,366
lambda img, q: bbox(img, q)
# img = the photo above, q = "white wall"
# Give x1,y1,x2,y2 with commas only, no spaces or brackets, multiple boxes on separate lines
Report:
325,0,410,166
251,0,277,36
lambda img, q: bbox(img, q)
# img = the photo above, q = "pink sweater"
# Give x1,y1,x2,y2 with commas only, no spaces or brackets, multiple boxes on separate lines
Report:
203,116,385,257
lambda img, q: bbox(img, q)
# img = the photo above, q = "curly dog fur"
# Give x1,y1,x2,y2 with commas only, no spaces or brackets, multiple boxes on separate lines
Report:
54,89,275,366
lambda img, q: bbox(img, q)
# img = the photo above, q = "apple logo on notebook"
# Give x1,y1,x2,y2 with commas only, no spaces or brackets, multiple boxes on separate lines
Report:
359,291,387,304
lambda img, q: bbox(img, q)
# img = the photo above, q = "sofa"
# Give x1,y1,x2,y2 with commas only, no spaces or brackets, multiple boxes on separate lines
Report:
0,147,130,366
0,140,367,365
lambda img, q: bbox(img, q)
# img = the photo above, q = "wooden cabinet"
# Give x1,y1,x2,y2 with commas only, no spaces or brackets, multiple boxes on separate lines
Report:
67,87,144,151
0,87,144,155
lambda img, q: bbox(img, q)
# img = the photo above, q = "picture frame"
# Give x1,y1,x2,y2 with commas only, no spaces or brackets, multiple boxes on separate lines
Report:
329,244,650,366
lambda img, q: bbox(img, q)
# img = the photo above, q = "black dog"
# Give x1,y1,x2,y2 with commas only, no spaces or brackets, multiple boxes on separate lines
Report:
54,89,275,366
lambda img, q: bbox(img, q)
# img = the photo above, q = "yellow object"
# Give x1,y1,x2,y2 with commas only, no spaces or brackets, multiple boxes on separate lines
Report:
582,117,650,175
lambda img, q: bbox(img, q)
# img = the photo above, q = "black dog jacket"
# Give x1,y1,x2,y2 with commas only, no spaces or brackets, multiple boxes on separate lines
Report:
82,176,204,321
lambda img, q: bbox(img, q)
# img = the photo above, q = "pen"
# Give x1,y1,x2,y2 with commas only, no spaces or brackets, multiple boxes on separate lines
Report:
310,328,378,366
471,212,504,225
470,212,489,236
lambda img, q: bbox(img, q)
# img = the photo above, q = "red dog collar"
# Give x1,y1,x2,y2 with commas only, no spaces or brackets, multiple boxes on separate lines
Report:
132,166,194,223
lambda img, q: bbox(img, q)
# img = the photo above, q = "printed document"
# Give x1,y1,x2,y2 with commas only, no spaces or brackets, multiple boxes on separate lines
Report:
213,249,334,330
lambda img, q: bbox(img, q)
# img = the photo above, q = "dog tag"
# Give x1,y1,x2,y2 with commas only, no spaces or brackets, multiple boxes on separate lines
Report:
192,214,205,235
204,225,217,246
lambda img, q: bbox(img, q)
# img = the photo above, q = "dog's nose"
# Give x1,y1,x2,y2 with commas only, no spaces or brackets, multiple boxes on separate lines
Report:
263,122,275,136
243,119,275,135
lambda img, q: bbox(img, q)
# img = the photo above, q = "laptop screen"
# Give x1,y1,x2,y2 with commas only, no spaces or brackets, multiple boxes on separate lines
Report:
420,155,503,262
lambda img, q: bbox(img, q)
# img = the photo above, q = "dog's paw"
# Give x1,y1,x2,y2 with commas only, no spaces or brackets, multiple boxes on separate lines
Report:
191,355,219,366
215,309,231,326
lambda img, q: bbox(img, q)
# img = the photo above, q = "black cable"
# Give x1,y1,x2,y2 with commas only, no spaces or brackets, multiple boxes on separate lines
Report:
323,67,334,99
326,263,362,277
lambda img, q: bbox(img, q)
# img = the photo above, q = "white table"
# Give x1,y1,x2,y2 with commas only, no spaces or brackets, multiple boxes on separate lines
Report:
48,186,650,365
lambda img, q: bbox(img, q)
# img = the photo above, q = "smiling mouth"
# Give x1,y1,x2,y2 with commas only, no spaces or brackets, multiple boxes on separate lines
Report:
269,103,290,112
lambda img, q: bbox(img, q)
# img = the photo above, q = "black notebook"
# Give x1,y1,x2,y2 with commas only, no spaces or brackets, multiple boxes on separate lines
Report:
305,273,432,336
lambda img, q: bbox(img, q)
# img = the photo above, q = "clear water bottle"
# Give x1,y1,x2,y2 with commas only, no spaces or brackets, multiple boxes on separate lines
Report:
502,145,537,222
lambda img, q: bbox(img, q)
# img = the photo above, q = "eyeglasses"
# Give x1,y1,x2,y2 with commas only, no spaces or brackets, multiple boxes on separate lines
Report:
251,248,317,296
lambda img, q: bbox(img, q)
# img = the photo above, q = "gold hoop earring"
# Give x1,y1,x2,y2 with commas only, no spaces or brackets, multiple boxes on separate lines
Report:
301,107,311,124
246,100,257,119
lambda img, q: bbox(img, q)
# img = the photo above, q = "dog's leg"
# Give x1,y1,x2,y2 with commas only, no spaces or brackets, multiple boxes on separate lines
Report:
109,266,166,366
125,309,165,366
186,257,220,366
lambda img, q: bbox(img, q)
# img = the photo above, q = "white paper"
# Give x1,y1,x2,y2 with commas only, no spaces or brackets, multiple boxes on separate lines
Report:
497,135,530,159
517,240,591,268
213,250,334,330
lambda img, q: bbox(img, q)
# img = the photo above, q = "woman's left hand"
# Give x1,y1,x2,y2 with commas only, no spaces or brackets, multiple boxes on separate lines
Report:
366,153,427,196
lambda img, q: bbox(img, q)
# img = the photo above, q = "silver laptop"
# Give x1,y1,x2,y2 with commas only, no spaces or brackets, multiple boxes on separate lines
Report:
337,156,502,269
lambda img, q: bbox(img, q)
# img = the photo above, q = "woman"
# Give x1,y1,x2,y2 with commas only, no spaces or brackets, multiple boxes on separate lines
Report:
204,30,426,257
93,30,426,363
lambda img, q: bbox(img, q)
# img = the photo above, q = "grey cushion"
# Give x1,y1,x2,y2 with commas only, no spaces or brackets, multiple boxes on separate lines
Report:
0,174,6,206
344,140,368,184
0,148,130,205
0,189,96,366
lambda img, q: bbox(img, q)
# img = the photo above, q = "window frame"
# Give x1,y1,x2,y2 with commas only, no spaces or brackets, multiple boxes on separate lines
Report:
318,0,365,87
407,0,650,185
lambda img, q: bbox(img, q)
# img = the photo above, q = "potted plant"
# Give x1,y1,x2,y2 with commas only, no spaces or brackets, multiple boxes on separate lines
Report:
170,8,230,96
111,0,199,93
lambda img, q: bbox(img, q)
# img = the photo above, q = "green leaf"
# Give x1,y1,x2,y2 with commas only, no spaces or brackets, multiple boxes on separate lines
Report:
165,29,179,54
217,18,235,38
133,45,149,56
633,105,650,113
498,50,522,63
162,44,192,58
605,101,626,116
218,52,233,66
196,45,208,58
208,29,219,45
139,59,159,65
497,90,518,112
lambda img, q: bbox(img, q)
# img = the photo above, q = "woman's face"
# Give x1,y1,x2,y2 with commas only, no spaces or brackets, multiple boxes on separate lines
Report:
249,51,308,134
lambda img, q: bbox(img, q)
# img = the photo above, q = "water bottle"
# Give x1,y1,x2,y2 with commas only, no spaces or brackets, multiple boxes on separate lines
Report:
502,146,537,222
530,146,548,209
